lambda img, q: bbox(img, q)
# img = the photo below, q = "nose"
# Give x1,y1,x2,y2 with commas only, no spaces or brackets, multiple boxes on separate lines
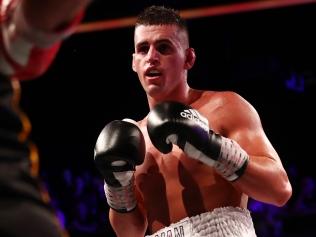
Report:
146,46,159,65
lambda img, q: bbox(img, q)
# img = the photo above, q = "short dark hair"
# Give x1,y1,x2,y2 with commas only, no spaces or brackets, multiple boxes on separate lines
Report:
135,5,188,33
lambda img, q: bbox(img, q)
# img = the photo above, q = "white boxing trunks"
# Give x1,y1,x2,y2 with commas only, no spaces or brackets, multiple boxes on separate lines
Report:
146,206,257,237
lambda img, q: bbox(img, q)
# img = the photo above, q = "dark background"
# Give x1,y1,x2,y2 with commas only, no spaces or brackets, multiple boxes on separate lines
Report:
18,1,316,236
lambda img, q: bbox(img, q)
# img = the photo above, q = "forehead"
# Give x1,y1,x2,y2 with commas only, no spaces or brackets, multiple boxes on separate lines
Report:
134,24,186,46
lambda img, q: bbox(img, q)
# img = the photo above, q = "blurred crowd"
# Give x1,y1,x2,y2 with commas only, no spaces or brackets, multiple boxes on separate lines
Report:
42,163,316,237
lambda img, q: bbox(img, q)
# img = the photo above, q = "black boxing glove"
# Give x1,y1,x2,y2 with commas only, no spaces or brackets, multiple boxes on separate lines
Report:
147,101,248,181
94,119,145,212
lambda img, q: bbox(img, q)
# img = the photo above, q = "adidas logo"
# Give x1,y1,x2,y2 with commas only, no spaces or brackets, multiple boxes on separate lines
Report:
180,109,209,131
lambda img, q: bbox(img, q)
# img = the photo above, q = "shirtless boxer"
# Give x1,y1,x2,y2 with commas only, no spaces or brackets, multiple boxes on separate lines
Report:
94,5,292,237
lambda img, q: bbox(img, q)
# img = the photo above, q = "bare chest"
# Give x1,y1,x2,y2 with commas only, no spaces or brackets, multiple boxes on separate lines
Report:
135,144,240,232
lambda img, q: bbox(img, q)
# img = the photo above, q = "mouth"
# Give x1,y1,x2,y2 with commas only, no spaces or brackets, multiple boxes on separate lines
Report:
145,68,162,80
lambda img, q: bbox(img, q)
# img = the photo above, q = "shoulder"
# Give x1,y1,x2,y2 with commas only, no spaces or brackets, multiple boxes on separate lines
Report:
203,90,257,114
197,90,256,113
202,90,247,104
200,90,261,135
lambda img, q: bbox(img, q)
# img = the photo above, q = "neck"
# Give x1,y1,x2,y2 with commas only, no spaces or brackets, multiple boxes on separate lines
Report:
147,84,197,110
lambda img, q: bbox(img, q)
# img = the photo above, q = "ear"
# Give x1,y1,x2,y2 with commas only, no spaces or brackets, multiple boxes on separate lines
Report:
184,48,196,70
132,53,136,72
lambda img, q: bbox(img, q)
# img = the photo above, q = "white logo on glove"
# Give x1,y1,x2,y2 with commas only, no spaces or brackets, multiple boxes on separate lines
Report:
180,109,209,132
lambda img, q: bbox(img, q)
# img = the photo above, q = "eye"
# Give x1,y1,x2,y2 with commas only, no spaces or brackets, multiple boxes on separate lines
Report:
136,45,149,54
156,43,173,55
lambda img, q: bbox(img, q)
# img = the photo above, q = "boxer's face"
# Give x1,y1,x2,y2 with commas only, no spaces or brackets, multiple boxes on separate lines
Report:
132,24,194,99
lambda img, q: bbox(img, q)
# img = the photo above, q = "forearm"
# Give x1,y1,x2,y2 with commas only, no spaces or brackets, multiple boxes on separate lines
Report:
22,0,92,31
234,155,292,206
0,0,91,79
110,206,148,237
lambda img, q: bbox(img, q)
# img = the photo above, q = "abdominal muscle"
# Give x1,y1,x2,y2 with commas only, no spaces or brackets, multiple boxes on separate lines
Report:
135,145,247,234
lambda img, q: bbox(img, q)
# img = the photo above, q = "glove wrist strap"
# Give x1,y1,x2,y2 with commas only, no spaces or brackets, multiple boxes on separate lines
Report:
104,176,137,213
215,137,249,181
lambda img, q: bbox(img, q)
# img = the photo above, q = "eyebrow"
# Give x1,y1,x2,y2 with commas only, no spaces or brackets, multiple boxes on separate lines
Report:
135,41,147,49
135,38,173,48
